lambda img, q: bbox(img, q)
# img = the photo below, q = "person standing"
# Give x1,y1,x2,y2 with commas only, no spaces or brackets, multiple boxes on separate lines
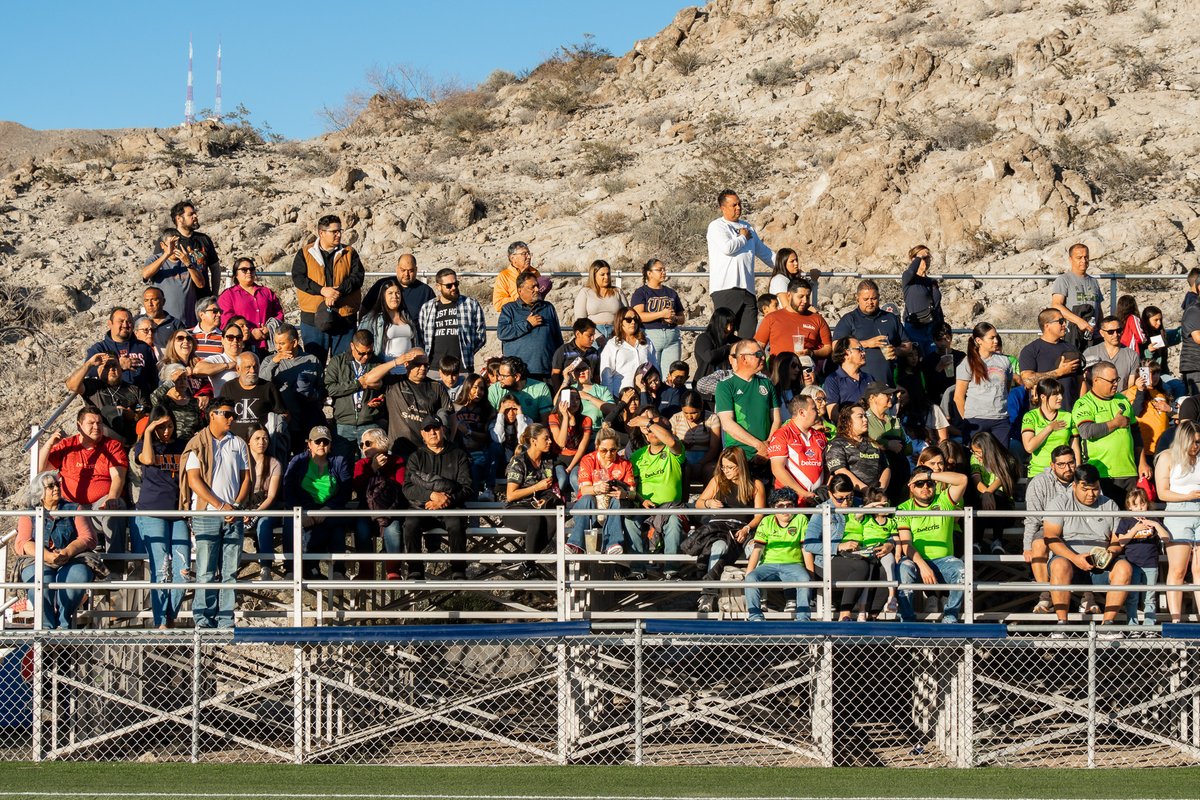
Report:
832,280,909,387
362,253,435,324
143,200,219,315
291,214,365,364
900,244,943,356
631,258,686,373
324,330,386,459
493,242,540,313
714,340,782,475
418,267,487,374
953,322,1014,445
498,271,563,381
218,257,284,352
182,397,250,628
574,259,628,342
1073,360,1149,507
1051,243,1104,349
706,190,774,339
754,278,832,361
1019,308,1084,410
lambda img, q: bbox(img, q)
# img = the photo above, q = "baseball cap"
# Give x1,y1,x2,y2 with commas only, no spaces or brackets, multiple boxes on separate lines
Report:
864,381,899,398
308,425,332,442
419,414,444,430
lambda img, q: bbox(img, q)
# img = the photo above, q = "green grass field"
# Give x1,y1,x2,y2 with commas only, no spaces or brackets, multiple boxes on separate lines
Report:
2,765,1200,800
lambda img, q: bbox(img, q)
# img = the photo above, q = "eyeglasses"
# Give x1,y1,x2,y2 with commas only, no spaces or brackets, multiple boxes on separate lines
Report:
201,307,219,315
211,410,235,419
911,480,936,489
1052,460,1077,468
831,493,853,503
441,281,459,289
1093,375,1117,384
223,334,242,341
597,447,618,453
849,346,866,353
135,327,153,334
511,251,531,258
498,371,513,378
322,228,343,235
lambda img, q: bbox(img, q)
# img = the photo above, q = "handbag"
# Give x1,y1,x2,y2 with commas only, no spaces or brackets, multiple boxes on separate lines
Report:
908,307,935,326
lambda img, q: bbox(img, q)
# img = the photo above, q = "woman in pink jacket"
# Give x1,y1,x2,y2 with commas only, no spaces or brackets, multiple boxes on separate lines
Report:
218,257,284,351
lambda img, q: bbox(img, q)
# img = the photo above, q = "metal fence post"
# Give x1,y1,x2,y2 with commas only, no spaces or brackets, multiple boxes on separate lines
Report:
556,637,569,765
1109,276,1118,317
29,424,39,482
31,637,42,762
821,506,833,621
292,507,304,626
634,621,644,766
961,641,975,767
555,506,568,622
191,628,201,763
810,273,820,307
293,644,304,764
32,509,45,633
815,636,834,766
1087,626,1097,768
963,508,975,624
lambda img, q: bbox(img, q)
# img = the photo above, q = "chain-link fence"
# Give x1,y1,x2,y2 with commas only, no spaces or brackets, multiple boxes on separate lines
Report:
5,624,1200,767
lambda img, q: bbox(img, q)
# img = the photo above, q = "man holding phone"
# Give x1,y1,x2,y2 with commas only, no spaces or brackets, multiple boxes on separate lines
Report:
1019,308,1085,409
1043,463,1133,630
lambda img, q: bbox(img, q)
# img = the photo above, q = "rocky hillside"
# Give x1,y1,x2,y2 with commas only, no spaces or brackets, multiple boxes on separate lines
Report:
0,0,1198,500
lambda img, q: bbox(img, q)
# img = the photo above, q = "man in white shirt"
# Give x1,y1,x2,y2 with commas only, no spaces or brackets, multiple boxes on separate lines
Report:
706,189,774,339
184,397,250,628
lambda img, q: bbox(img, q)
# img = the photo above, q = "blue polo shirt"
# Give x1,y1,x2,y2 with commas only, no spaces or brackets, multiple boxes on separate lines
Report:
831,308,907,386
823,368,875,410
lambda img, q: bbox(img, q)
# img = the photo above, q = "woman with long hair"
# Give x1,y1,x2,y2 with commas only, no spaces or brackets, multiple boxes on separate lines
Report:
670,389,722,484
1021,377,1080,477
548,388,592,496
694,446,767,612
824,404,890,496
969,431,1017,555
901,244,943,356
953,322,1013,446
218,256,284,351
150,362,204,441
632,258,686,371
358,277,422,369
160,328,213,405
599,305,658,396
695,307,739,383
768,248,802,309
1117,294,1144,353
505,423,561,580
456,373,500,499
133,407,190,628
569,426,639,556
804,474,877,621
574,259,629,343
769,352,804,417
1154,419,1200,622
245,424,283,578
1140,304,1176,378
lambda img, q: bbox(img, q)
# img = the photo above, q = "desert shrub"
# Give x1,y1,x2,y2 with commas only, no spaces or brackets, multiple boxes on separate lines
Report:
748,59,796,87
928,30,969,48
932,116,997,150
810,104,856,134
62,193,123,223
578,142,635,175
1139,11,1164,32
439,106,493,137
202,167,238,191
519,34,613,115
1052,133,1170,198
1063,0,1089,16
681,138,772,201
38,165,74,185
973,54,1014,80
668,48,706,76
296,148,340,177
520,83,590,115
633,195,711,265
592,211,633,237
479,70,516,93
781,11,818,38
900,0,930,11
1103,0,1129,13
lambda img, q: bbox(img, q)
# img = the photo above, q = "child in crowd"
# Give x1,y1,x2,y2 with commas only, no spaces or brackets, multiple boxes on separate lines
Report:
844,487,899,619
438,355,464,403
1117,487,1170,625
757,293,778,318
968,432,1016,555
659,361,690,418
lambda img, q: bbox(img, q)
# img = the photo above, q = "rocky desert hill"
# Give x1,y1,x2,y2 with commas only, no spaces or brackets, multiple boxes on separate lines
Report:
0,0,1198,501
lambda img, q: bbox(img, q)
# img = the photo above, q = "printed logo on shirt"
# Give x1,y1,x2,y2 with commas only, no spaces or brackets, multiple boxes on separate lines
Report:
758,384,768,396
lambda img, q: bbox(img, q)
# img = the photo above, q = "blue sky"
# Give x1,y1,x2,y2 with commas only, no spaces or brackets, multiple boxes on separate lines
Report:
0,0,687,140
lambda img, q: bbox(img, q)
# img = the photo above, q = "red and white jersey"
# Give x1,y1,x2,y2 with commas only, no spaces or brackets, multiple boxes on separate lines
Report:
766,423,826,493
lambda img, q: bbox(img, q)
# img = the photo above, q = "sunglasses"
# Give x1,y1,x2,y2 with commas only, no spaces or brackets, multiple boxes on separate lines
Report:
311,439,331,446
741,351,765,359
441,281,459,289
223,334,242,340
211,410,235,419
831,493,853,503
911,479,935,488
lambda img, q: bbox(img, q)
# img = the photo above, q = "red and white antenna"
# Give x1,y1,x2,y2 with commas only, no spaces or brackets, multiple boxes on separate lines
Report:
184,35,195,126
215,39,223,119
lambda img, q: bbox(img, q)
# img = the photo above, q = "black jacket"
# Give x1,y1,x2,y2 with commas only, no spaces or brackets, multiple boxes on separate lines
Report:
402,443,473,508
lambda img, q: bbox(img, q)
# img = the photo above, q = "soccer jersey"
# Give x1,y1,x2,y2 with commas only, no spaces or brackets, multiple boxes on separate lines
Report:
897,490,962,561
753,513,808,565
1021,408,1076,477
766,423,826,492
1072,392,1136,478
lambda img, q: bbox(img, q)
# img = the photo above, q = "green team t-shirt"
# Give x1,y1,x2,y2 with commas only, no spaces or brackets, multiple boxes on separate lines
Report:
1071,392,1136,478
845,514,898,548
631,444,685,504
753,513,808,565
897,490,962,561
714,373,778,458
1021,408,1076,477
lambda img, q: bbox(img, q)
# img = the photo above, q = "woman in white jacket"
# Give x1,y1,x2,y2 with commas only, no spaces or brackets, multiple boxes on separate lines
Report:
599,306,658,397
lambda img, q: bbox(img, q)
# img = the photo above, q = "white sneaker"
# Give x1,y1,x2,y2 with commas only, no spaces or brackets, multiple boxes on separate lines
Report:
784,599,798,614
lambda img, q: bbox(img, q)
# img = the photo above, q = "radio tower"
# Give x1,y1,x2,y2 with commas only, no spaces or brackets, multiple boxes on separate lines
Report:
214,39,223,119
184,35,195,126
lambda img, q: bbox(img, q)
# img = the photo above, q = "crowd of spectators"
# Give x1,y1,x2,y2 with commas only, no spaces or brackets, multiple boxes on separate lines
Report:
15,192,1200,633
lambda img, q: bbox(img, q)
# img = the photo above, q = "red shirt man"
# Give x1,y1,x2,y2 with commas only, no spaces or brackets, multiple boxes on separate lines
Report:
576,448,635,499
41,406,129,507
766,395,826,502
754,279,832,359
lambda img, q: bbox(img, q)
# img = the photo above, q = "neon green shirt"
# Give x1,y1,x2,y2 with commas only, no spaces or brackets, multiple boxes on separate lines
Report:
1021,408,1076,477
897,490,961,561
753,513,808,565
1072,392,1136,478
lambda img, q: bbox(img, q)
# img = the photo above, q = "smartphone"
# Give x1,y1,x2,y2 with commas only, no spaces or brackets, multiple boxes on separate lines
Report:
1139,366,1151,384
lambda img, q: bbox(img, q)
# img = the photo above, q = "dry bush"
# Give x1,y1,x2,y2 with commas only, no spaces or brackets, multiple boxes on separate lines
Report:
900,0,930,10
1063,0,1089,16
202,167,238,191
520,83,590,115
37,165,74,186
633,195,711,266
578,142,635,175
592,211,633,237
1103,0,1129,13
1052,133,1170,198
1139,10,1164,32
810,104,856,134
781,10,819,38
682,137,772,201
928,30,969,48
519,34,613,116
479,70,516,93
747,59,796,87
0,284,60,345
668,48,706,76
932,115,997,150
62,193,123,223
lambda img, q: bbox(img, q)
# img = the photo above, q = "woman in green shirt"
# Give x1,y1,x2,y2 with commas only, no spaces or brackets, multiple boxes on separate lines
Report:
1021,377,1080,477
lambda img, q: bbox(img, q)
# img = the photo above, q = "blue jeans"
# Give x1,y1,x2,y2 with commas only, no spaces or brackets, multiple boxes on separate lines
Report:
898,556,964,622
744,562,812,622
1125,565,1158,625
594,324,613,345
570,495,639,551
963,417,1011,448
253,514,283,570
136,516,190,627
904,321,937,358
645,327,680,372
300,321,352,365
468,443,502,496
22,561,91,629
192,517,244,629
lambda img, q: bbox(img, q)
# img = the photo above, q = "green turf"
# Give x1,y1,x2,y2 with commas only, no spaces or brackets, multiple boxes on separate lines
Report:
2,764,1200,799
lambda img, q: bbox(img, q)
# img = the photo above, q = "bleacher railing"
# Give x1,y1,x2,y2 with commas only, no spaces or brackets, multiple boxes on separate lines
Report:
6,503,1200,630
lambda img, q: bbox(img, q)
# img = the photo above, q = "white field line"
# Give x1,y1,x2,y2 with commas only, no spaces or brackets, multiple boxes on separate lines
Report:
0,794,1180,800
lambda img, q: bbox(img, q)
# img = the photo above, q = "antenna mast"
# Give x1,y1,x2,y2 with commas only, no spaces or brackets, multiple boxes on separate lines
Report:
184,35,195,126
215,39,223,119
